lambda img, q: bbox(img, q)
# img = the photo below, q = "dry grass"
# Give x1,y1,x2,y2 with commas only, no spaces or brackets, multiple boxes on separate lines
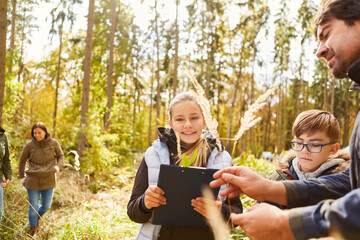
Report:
185,66,223,152
231,87,276,155
185,66,275,157
0,166,138,240
202,187,230,240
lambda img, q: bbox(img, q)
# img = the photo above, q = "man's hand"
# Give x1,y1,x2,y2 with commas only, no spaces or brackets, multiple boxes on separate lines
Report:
144,185,166,210
1,179,11,188
191,196,222,219
232,203,295,240
210,166,287,205
210,166,269,200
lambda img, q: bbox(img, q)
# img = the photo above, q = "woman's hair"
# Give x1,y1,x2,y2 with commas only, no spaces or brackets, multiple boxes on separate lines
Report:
292,110,340,143
31,122,49,139
169,91,210,167
314,0,360,39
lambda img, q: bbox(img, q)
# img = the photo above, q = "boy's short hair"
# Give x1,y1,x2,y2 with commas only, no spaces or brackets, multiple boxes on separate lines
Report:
292,110,340,142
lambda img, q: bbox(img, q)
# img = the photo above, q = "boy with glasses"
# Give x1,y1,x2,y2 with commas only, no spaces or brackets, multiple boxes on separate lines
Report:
269,110,350,181
210,0,360,238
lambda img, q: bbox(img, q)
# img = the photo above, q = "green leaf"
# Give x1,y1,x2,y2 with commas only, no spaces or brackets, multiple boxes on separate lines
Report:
190,149,198,165
182,154,190,167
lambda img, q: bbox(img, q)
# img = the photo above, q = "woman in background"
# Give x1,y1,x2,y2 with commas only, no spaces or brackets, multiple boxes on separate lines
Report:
19,122,64,236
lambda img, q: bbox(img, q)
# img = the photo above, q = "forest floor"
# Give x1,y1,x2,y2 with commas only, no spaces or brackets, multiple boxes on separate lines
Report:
1,152,269,239
1,153,142,240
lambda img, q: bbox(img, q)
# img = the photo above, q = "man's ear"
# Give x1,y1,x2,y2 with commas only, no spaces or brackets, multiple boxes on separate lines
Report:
168,120,173,128
203,118,206,126
330,143,340,154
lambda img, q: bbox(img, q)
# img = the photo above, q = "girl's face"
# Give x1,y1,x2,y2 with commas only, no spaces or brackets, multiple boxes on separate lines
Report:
169,100,205,149
33,127,46,142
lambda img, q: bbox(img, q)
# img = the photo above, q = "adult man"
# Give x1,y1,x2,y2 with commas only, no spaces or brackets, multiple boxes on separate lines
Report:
210,0,360,239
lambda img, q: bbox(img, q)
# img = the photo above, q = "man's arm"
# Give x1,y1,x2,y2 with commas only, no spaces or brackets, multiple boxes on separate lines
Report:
285,169,351,209
289,188,360,240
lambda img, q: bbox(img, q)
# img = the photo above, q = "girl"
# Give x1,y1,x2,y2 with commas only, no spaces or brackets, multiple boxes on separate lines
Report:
127,91,242,240
19,122,64,236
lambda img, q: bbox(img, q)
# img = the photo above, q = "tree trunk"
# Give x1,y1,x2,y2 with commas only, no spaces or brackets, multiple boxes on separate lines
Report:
276,83,282,153
199,4,205,90
0,0,7,126
19,72,27,124
17,4,26,83
356,90,359,114
16,5,27,125
9,0,16,74
78,0,95,156
330,77,335,113
172,0,179,99
53,25,63,137
342,81,350,146
148,59,155,146
104,0,116,133
216,70,221,125
205,14,212,98
263,102,271,151
323,67,328,111
226,68,241,150
155,0,161,131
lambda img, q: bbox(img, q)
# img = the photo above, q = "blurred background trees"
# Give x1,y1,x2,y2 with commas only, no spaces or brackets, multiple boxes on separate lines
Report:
1,0,358,177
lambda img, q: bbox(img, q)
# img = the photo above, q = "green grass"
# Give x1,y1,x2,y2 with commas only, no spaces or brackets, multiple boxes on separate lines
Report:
0,152,276,239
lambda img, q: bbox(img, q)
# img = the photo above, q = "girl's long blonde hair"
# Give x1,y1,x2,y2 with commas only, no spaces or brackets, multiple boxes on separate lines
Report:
169,91,210,167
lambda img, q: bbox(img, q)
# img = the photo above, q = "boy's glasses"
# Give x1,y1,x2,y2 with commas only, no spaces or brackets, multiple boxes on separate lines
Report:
290,141,333,153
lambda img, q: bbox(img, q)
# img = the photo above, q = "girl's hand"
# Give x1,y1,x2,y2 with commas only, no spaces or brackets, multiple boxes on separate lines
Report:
1,179,11,189
144,185,166,210
191,196,222,219
20,178,25,185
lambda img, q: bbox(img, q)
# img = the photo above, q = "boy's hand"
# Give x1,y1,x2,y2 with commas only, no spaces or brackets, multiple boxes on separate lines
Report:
144,185,166,210
1,179,11,188
191,196,222,219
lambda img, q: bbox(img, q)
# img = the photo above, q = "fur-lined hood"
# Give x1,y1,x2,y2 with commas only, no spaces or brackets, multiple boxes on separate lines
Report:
276,149,351,174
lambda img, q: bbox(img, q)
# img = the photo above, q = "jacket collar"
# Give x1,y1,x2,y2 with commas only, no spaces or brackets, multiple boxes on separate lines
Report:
348,59,360,91
156,127,219,154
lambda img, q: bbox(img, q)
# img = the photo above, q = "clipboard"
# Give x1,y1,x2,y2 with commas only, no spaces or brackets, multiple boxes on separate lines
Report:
151,164,220,228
